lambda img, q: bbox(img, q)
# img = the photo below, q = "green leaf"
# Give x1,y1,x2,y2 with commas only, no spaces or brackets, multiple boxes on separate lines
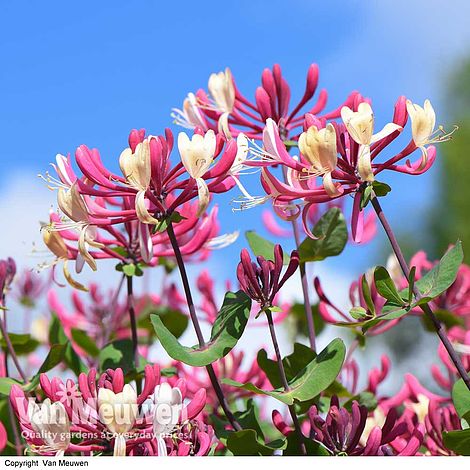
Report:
160,367,177,377
361,274,376,315
38,344,67,374
443,428,470,455
372,181,392,197
0,333,39,355
0,377,21,396
116,263,144,277
298,208,348,263
71,329,100,357
360,185,372,209
226,429,286,456
224,338,346,405
257,342,316,389
99,339,134,374
414,241,464,303
374,266,405,305
284,432,330,456
283,140,299,149
245,231,290,264
48,314,68,345
151,291,251,367
344,391,378,412
452,379,470,420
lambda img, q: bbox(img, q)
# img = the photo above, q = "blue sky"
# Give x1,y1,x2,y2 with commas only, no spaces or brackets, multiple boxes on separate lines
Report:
1,0,469,276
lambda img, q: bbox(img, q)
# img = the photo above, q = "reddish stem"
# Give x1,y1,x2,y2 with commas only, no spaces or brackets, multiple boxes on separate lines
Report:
370,191,470,391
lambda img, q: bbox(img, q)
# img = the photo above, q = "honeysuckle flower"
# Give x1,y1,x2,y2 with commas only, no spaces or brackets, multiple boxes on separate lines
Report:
11,366,212,457
424,401,462,456
314,273,395,336
298,124,340,196
0,257,16,299
98,384,138,455
178,63,358,142
41,223,88,292
178,130,217,216
43,128,238,255
153,383,183,456
56,183,103,272
171,92,209,130
340,102,402,147
237,245,299,312
305,396,420,456
28,399,70,456
405,99,456,169
208,68,235,113
0,422,6,453
431,326,470,391
340,102,402,182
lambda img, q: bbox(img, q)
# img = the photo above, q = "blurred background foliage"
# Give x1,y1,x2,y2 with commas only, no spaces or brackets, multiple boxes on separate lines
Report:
429,58,470,263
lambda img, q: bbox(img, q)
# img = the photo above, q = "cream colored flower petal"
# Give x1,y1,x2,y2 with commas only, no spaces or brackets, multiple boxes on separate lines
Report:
217,112,232,139
57,184,89,223
43,229,68,259
323,172,342,197
195,178,210,217
341,104,374,145
357,145,375,182
122,384,138,403
424,99,436,130
135,191,159,225
406,99,436,147
113,434,127,457
78,228,97,272
138,222,153,264
370,122,402,144
156,436,168,457
63,261,88,292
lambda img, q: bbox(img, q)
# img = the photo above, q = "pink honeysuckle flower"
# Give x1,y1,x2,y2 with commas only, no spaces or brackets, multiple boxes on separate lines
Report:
40,196,234,291
379,374,447,417
70,128,237,224
237,244,299,312
431,326,470,392
273,396,421,456
10,365,213,456
194,268,290,326
338,354,391,399
424,400,462,456
40,128,239,276
174,63,358,142
0,257,16,300
238,96,453,241
0,422,6,453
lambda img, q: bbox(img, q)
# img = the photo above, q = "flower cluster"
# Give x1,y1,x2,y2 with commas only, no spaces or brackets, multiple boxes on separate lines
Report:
10,366,212,456
1,59,467,459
